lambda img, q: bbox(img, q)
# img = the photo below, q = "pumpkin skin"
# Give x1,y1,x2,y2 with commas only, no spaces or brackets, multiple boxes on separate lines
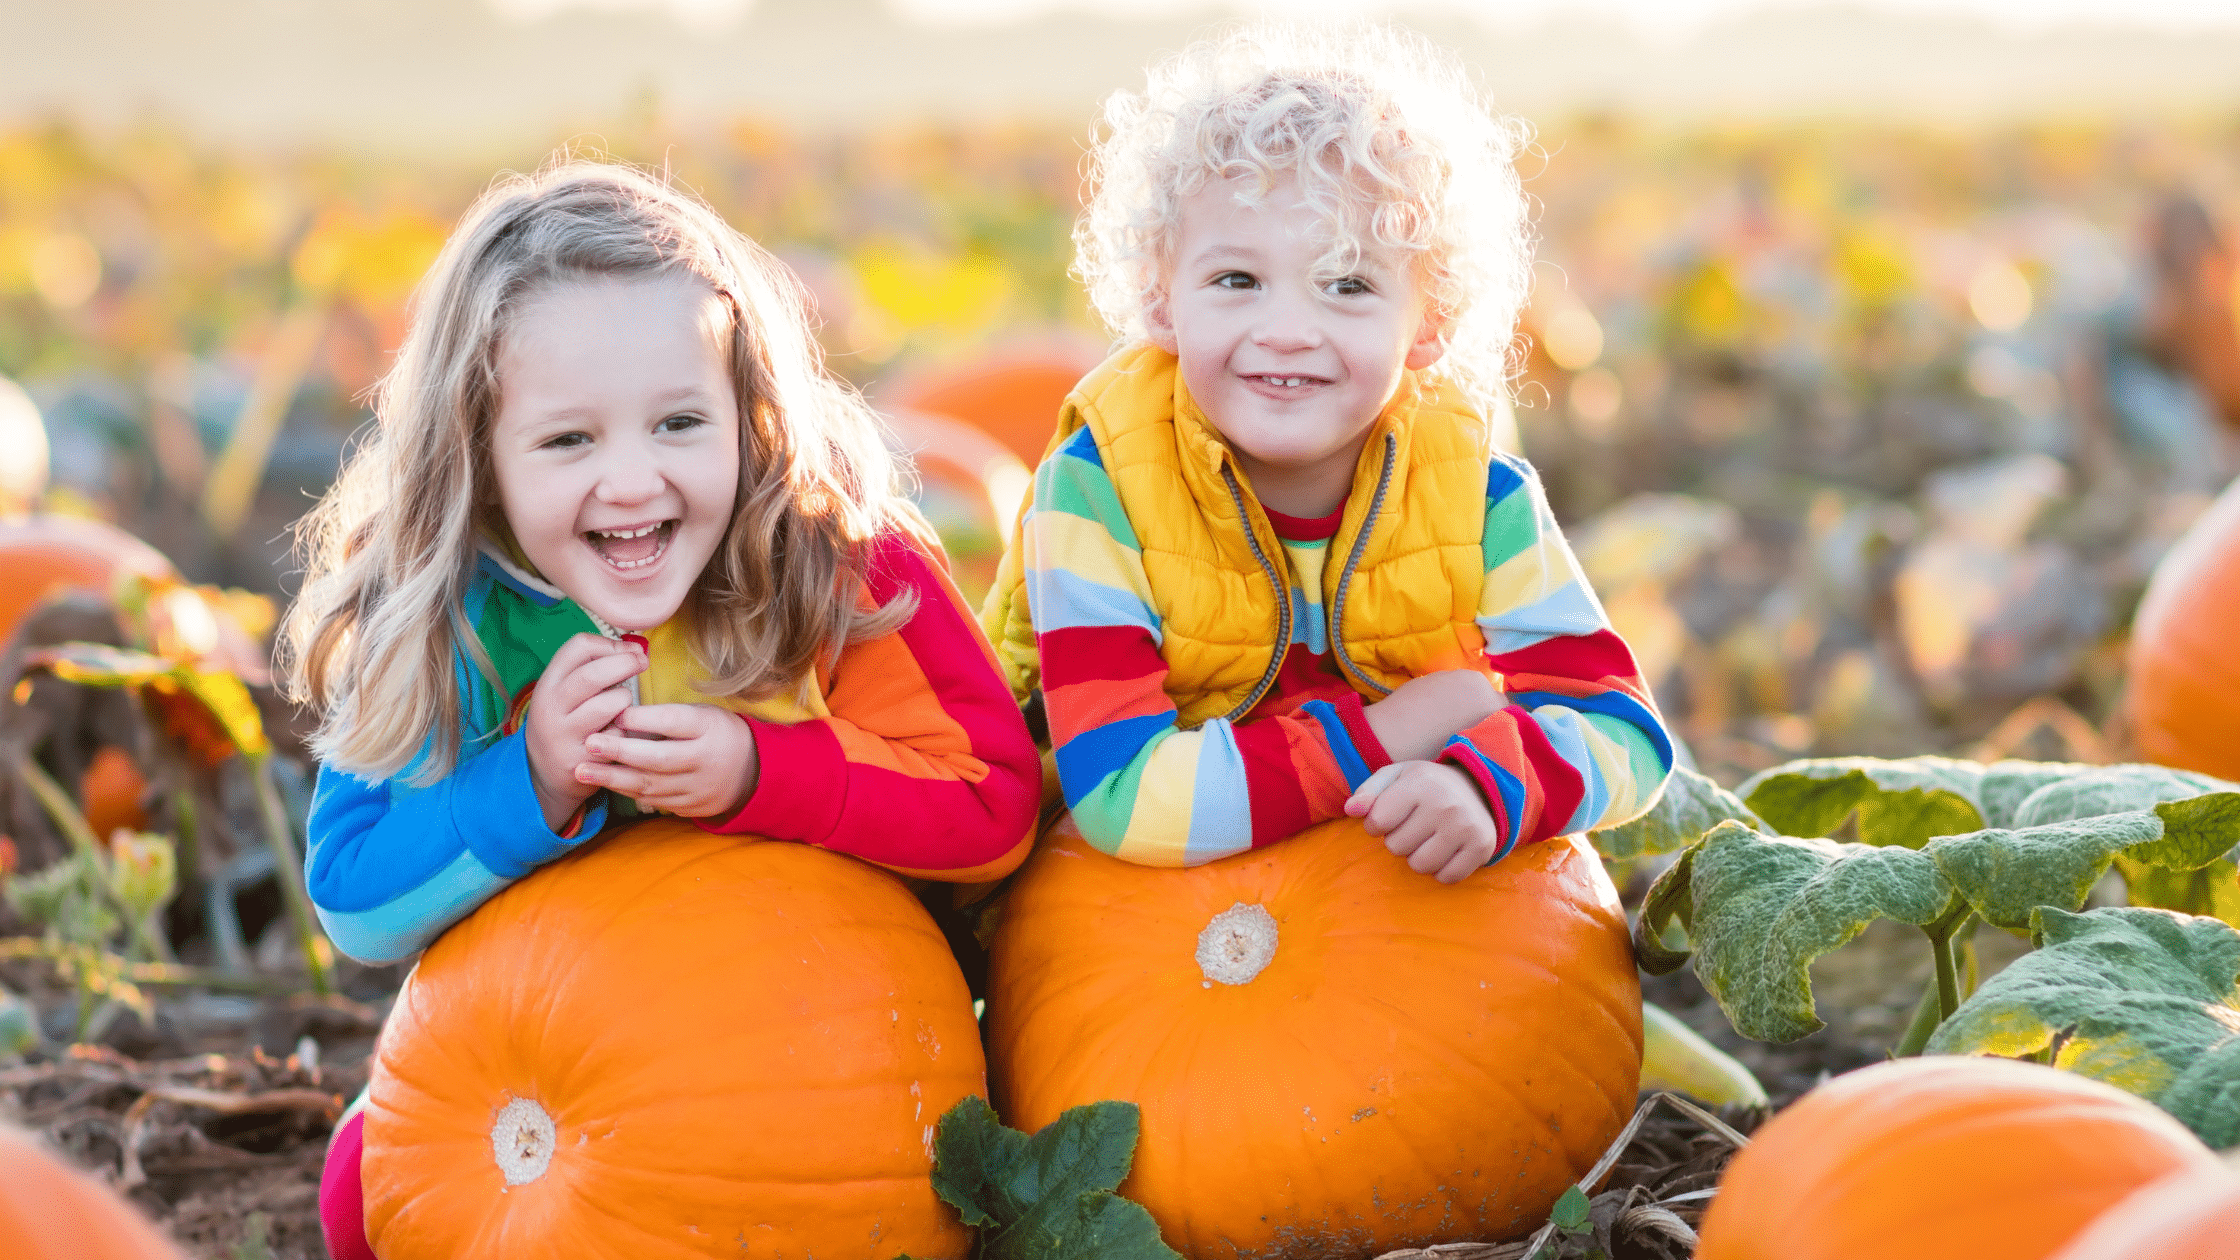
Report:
363,819,980,1259
892,350,1100,469
986,821,1643,1258
2130,476,2240,780
2048,1159,2240,1260
0,516,177,647
0,1121,187,1259
1696,1056,2220,1260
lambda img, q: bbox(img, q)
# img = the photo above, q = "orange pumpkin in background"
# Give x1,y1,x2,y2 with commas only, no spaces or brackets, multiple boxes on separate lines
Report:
363,819,981,1259
0,516,178,648
2130,476,2240,780
2049,1158,2240,1260
0,1120,188,1259
78,745,150,842
1695,1056,2219,1260
986,821,1643,1257
890,346,1101,470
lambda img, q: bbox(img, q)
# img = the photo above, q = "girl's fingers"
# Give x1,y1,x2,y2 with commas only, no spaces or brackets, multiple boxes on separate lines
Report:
586,732,694,773
611,703,709,741
569,687,636,743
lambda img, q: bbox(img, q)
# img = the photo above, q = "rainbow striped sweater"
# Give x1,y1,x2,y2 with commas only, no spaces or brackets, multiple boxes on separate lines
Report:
305,531,1039,964
1027,425,1672,867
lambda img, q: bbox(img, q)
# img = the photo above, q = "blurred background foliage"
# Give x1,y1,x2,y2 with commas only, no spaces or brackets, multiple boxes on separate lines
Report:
3,101,2238,782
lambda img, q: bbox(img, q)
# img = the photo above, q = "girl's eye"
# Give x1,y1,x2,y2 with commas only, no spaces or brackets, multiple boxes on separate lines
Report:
544,431,590,450
657,413,706,435
1325,276,1372,297
1212,271,1257,291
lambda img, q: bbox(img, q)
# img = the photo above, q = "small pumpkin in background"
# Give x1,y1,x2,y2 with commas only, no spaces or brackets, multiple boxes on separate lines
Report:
77,745,150,842
1695,1055,2220,1260
889,345,1101,470
0,516,178,649
986,821,1642,1256
363,819,980,1259
2129,476,2240,780
0,1120,187,1259
2049,1156,2240,1260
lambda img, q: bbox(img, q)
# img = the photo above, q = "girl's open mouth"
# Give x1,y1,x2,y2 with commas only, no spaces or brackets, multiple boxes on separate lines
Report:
584,520,676,571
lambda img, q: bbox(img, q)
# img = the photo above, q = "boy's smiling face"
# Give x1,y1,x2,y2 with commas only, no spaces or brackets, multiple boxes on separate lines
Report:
1149,173,1445,517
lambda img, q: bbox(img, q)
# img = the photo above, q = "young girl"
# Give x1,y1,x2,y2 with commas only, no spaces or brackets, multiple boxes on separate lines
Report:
280,161,1040,1258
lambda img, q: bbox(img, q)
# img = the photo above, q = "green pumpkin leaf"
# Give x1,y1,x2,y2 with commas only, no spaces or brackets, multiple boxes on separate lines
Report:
927,1096,1181,1260
1927,812,2165,931
1550,1184,1592,1232
1739,757,1986,849
1976,760,2095,828
1633,845,1700,976
1661,820,1956,1042
1591,765,1763,860
2135,795,2240,872
929,1095,1028,1227
2009,765,2236,830
1926,906,2240,1146
2117,856,2240,930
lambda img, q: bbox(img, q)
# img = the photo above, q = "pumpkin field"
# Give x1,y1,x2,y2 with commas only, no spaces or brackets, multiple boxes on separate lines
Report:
3,102,2240,1259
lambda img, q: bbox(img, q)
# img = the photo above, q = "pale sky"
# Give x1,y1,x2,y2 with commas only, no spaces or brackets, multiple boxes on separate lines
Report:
493,0,2240,33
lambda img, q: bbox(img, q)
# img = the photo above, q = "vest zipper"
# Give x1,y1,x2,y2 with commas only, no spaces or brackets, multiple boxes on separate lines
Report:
1217,461,1294,723
1330,433,1398,697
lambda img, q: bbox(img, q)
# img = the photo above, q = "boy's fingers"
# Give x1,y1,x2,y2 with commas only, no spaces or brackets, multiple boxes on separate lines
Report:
1435,846,1483,884
586,732,695,774
1345,764,1404,816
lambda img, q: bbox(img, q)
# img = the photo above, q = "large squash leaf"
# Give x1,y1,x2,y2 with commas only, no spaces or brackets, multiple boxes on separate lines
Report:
1738,756,1986,849
2010,765,2236,829
1927,797,2240,931
1590,765,1763,860
1926,906,2240,1147
925,1096,1179,1260
1634,820,1955,1042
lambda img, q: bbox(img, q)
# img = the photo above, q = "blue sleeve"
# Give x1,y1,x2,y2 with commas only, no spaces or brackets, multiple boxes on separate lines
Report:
304,731,608,965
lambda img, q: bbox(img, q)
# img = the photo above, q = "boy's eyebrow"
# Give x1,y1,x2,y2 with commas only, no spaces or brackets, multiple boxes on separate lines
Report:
1184,244,1262,268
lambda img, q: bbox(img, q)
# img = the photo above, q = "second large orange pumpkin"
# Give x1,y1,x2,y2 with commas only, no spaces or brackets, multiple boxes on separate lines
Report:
986,821,1643,1257
362,819,982,1259
1695,1055,2219,1260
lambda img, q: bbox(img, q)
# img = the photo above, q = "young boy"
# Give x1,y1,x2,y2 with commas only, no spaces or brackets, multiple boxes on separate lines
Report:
982,23,1673,879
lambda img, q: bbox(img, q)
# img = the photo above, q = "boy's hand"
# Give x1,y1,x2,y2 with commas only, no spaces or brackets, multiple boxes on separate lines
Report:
1344,760,1501,883
524,634,646,832
1363,670,1504,763
579,704,761,819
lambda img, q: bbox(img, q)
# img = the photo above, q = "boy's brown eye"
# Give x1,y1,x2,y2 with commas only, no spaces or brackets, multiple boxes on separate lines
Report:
1213,271,1256,290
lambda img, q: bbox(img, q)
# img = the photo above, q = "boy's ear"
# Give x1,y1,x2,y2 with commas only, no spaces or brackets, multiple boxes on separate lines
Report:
1144,292,1180,355
1404,309,1449,372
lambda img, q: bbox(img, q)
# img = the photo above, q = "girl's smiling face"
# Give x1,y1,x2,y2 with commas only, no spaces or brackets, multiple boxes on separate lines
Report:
490,273,742,632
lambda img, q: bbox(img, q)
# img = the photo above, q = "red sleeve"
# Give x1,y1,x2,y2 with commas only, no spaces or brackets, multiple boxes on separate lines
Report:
695,531,1040,882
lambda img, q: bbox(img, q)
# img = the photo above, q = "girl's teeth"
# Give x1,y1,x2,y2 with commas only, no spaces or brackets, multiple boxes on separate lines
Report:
591,523,662,540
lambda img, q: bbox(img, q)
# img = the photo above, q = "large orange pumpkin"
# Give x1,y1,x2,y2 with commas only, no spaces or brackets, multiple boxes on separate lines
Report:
986,822,1643,1257
2049,1158,2240,1260
0,1120,187,1259
1695,1056,2219,1260
2130,476,2240,780
0,516,178,648
363,819,981,1259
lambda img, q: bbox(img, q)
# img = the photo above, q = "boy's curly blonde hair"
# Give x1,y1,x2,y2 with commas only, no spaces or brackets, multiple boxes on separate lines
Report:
1076,22,1534,412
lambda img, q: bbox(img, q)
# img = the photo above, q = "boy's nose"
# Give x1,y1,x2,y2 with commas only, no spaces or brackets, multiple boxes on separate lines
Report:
1251,298,1325,352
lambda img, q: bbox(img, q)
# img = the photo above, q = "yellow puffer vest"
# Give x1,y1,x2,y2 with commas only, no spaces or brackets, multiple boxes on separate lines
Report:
983,343,1495,729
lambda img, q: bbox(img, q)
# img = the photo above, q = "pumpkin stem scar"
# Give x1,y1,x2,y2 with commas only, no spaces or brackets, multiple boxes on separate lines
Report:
491,1097,558,1186
1196,902,1279,986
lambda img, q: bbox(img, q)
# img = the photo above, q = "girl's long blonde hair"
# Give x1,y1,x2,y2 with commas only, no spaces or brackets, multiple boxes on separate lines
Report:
280,160,920,784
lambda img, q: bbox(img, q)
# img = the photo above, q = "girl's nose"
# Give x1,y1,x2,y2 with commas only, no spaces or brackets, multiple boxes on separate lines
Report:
595,439,667,503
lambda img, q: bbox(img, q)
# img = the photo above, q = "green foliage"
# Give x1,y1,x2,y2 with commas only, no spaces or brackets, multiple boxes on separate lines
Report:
1549,1184,1592,1233
1635,756,2240,1049
1927,907,2240,1148
1590,765,1762,860
922,1096,1180,1260
0,984,38,1057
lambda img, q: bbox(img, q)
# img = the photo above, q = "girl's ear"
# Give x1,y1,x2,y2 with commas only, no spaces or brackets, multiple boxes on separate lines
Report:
1404,305,1450,372
1144,291,1180,355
